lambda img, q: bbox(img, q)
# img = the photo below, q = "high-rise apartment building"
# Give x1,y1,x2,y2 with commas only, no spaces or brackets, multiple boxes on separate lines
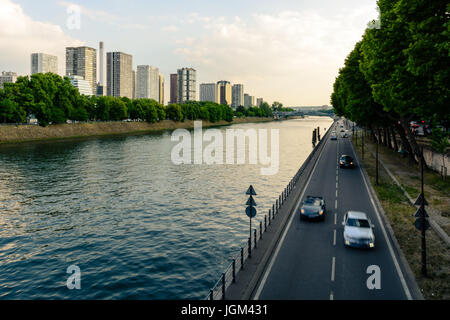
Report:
244,93,255,108
31,53,58,75
170,74,178,104
66,46,97,95
0,71,17,89
257,98,264,107
159,74,164,105
231,84,244,109
106,52,133,98
177,68,196,103
200,83,218,103
136,65,159,100
217,81,232,106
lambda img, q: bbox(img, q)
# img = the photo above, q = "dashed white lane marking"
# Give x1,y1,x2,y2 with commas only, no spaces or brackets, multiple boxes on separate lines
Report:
333,230,336,246
331,257,336,282
335,200,338,209
334,213,337,225
253,134,331,300
330,291,334,300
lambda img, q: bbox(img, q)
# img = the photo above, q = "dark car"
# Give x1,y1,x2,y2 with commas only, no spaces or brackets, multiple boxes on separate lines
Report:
300,196,326,221
339,155,355,168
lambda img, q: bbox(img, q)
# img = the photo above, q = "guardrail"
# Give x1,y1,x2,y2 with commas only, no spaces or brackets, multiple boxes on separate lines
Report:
205,122,334,300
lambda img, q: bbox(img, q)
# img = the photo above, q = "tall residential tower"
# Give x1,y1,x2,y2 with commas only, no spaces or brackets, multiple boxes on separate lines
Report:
177,68,196,103
31,53,58,75
66,46,97,95
136,65,159,100
217,81,232,106
106,52,133,98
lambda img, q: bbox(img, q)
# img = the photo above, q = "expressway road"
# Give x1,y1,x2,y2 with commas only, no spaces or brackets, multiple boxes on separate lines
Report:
254,121,414,300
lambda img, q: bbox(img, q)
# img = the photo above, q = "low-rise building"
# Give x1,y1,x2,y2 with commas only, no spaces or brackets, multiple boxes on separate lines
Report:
69,75,93,96
0,71,17,89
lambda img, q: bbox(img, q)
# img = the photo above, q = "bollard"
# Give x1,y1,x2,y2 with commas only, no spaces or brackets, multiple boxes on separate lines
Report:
254,229,257,249
248,237,251,258
221,273,226,300
264,215,267,232
210,290,214,301
260,221,263,240
240,247,244,270
272,204,275,217
232,259,236,283
268,209,271,224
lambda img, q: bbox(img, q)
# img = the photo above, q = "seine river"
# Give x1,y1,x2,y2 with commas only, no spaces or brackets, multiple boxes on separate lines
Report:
0,116,333,299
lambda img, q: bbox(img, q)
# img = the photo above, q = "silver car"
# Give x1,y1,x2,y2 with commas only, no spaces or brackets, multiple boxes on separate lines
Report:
342,211,375,248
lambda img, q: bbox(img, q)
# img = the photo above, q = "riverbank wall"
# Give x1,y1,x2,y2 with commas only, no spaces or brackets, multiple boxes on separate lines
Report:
0,117,273,145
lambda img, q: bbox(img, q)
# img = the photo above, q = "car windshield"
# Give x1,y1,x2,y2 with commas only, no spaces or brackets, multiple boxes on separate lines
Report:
304,198,321,206
346,218,370,228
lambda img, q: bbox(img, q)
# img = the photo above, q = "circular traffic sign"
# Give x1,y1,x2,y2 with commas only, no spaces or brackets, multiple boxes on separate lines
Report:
246,206,257,218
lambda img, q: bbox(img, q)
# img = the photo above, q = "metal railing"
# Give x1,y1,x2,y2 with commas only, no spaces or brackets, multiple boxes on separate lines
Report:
205,123,334,300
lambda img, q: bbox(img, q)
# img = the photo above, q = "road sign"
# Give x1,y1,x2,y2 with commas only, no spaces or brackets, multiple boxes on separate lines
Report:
246,195,257,207
414,207,429,218
414,218,430,231
246,206,257,218
414,193,428,206
246,185,257,196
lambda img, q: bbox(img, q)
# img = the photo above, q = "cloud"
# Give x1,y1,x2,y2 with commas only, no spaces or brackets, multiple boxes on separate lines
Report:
0,0,83,76
162,25,179,32
175,7,378,105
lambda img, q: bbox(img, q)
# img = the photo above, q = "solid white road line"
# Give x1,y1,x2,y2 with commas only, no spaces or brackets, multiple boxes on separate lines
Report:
253,136,330,300
348,140,413,300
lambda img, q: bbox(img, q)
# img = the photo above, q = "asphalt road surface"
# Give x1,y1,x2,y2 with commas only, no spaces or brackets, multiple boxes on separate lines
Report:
254,122,413,300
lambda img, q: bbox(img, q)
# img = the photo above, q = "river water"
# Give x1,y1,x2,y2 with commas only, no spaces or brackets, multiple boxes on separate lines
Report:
0,116,333,299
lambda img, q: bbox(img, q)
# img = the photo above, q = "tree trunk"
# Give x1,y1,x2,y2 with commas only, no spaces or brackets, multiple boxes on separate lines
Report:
369,125,377,142
386,127,392,149
400,117,424,166
377,128,382,144
390,126,399,152
383,128,389,147
396,122,415,163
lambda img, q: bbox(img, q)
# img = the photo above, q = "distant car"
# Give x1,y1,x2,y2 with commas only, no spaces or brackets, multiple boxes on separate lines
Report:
331,131,337,140
342,211,375,248
300,196,326,221
339,155,355,168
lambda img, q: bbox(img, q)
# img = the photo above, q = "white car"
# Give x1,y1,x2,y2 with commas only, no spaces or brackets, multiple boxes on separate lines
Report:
342,211,375,249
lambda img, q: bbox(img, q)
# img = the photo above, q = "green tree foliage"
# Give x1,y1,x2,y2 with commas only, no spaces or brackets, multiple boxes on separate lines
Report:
166,104,183,122
331,0,449,163
0,73,273,126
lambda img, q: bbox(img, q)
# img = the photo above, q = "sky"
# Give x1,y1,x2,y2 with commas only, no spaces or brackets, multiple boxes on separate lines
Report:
0,0,379,106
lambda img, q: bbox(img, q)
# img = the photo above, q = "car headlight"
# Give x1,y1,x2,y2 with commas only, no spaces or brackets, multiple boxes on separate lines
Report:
301,209,305,214
319,210,324,215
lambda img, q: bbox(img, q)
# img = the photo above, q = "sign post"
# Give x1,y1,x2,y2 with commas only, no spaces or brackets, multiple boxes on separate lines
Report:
246,185,257,258
413,147,428,276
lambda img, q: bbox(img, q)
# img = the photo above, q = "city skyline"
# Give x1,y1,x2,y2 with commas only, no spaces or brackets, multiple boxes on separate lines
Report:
0,0,379,105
